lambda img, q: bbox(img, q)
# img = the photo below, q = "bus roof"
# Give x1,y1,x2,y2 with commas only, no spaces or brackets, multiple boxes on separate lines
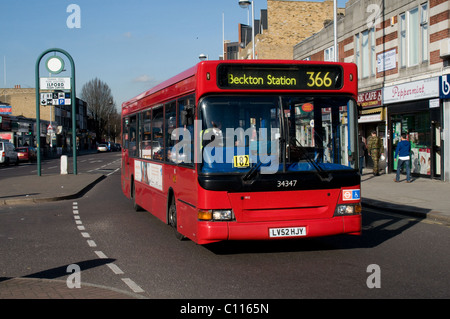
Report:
122,59,357,112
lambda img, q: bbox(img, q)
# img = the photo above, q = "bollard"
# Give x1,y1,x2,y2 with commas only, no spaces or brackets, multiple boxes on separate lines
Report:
61,155,68,175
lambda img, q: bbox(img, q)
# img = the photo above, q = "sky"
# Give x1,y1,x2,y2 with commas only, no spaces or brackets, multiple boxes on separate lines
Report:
0,0,348,110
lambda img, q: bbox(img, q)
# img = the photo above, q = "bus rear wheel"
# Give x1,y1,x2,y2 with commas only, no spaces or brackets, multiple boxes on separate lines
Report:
168,197,185,241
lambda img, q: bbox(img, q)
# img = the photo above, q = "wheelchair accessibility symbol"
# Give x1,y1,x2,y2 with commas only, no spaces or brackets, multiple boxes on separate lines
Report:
342,189,361,201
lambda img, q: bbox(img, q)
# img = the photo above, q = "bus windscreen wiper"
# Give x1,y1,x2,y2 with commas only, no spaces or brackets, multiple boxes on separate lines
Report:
242,160,263,182
290,137,332,182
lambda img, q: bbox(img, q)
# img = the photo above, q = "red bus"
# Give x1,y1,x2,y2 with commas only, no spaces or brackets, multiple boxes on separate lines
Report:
121,60,362,244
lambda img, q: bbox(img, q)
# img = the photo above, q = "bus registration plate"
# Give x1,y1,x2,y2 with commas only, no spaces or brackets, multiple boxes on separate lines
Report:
269,227,306,238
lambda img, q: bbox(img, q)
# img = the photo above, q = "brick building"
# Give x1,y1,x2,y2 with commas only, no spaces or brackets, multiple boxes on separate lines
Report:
294,0,450,182
228,0,345,60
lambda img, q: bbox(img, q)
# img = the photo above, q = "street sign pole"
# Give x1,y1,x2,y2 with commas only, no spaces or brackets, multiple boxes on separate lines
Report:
35,48,77,176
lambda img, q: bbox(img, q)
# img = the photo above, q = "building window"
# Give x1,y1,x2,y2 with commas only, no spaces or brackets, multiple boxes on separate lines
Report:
421,3,428,62
400,13,406,68
355,34,360,75
324,46,336,62
361,30,369,77
356,28,376,79
409,7,419,66
370,28,376,76
400,4,428,67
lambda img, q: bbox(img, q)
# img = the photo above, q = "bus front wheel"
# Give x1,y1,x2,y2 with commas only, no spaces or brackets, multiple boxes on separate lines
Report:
168,197,185,241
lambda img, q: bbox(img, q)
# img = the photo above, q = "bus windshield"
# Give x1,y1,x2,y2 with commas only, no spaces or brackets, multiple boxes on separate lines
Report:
199,95,358,175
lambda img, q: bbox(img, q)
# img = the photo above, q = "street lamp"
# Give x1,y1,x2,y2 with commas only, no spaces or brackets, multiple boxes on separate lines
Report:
238,0,255,59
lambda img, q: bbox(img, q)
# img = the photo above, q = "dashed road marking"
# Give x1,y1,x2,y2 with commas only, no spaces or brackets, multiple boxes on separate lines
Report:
94,251,108,259
122,278,144,293
107,263,125,275
87,240,97,247
72,202,145,295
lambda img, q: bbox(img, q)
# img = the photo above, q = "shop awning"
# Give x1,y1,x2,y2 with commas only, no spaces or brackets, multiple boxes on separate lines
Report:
361,107,383,115
358,107,385,123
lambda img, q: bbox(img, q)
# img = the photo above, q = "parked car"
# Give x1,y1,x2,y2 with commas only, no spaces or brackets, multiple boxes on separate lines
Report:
0,141,19,166
97,144,108,152
107,141,118,151
16,146,37,162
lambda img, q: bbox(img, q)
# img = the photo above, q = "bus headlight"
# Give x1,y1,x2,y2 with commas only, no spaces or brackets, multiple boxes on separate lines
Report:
198,209,234,221
213,210,233,221
334,203,362,216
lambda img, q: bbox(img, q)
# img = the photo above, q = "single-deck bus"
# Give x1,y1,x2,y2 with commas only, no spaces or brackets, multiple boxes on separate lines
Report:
121,60,362,244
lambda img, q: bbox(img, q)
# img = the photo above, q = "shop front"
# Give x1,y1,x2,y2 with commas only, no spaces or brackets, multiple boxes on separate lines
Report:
384,77,442,179
357,88,387,172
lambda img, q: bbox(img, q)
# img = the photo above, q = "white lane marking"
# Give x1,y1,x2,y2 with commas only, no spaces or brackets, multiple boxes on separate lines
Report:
122,278,145,293
87,240,97,247
107,168,120,176
107,263,125,275
94,251,108,259
72,201,145,294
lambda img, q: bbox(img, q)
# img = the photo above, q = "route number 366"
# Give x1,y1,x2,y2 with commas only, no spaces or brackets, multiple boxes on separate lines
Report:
306,72,333,88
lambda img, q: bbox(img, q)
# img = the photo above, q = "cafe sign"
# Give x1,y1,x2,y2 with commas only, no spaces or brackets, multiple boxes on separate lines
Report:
357,89,382,108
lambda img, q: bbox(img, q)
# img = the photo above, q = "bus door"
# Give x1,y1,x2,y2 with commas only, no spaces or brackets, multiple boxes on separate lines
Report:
122,115,138,197
122,117,130,195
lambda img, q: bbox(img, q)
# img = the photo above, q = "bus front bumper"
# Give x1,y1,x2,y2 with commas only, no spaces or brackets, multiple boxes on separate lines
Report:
195,215,361,245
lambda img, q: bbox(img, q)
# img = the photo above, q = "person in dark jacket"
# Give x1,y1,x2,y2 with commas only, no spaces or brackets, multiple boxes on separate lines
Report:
394,133,412,183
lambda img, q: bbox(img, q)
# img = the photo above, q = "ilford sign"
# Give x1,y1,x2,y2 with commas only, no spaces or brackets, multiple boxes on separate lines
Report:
40,77,71,90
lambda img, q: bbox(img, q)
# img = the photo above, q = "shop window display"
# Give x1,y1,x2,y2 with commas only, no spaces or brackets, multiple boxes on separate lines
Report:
391,112,431,175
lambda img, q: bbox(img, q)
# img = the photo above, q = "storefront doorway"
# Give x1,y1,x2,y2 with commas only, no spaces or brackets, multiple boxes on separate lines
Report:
388,101,442,179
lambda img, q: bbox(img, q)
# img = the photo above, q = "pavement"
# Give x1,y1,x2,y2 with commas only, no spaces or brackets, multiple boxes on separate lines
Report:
1,169,449,299
0,173,105,206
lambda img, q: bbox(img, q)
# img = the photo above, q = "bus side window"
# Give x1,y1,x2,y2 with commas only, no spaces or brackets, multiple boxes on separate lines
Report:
128,115,138,157
152,106,164,161
177,94,195,166
140,110,152,159
123,117,129,150
165,101,176,162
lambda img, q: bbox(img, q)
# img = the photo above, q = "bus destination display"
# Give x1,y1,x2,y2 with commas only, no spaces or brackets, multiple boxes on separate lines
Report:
217,64,343,90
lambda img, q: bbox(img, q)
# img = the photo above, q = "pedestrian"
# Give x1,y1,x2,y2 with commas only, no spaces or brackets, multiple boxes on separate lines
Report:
367,131,383,176
359,133,366,175
394,133,412,183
